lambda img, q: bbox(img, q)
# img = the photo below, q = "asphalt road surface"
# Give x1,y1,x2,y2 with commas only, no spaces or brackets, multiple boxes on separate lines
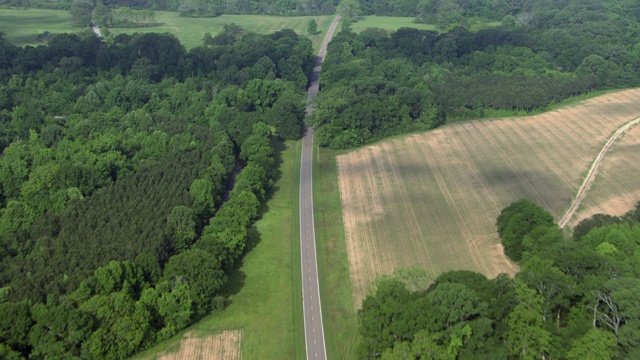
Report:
300,14,341,360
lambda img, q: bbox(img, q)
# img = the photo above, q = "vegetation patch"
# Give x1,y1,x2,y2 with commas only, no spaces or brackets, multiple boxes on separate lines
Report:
0,9,83,46
107,12,336,50
348,16,437,33
336,89,640,307
133,140,302,360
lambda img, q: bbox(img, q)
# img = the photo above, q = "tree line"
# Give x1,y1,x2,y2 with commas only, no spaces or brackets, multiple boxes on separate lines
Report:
0,26,313,359
311,0,640,148
358,200,640,359
10,0,341,17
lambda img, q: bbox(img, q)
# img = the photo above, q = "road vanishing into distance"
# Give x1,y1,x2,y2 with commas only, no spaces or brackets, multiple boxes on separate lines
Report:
300,14,341,360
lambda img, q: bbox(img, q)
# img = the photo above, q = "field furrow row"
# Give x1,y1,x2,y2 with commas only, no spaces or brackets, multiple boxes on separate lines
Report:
337,89,640,308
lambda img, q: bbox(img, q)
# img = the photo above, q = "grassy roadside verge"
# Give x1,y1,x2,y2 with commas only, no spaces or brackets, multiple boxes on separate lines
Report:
132,139,303,359
313,145,361,359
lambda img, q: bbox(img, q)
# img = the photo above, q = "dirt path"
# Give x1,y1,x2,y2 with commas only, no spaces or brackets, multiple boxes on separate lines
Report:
91,24,102,38
559,117,640,228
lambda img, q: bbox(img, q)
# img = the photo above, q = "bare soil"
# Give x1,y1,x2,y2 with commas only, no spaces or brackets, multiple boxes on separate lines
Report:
158,330,242,360
337,89,640,308
570,120,640,226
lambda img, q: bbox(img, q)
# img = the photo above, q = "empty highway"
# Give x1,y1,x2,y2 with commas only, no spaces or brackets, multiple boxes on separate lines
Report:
300,14,341,360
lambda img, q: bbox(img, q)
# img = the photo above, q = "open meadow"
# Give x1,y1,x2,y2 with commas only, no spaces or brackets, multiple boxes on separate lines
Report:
0,8,83,46
349,16,436,33
0,8,334,50
107,12,335,50
336,88,640,308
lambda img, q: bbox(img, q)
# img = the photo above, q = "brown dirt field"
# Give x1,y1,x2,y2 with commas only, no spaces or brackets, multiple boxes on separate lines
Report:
569,120,640,226
158,330,242,360
337,89,640,308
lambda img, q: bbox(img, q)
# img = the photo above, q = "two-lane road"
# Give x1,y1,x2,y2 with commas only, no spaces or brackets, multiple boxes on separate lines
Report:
300,14,341,360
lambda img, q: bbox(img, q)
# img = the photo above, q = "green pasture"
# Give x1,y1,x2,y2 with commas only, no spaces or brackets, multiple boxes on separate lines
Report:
0,8,334,50
109,12,335,50
350,16,437,33
132,139,304,359
0,8,85,46
313,145,361,359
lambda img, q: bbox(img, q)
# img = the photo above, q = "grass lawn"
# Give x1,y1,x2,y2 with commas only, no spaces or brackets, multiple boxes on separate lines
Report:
132,139,304,359
0,8,334,50
348,16,500,34
314,145,361,359
109,12,335,50
349,16,437,33
0,8,85,46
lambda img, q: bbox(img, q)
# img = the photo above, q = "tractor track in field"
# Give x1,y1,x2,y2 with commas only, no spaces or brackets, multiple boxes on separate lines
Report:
559,117,640,228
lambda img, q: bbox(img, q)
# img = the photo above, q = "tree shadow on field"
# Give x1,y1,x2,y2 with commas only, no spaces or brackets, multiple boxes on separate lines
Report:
218,215,263,309
265,137,286,197
218,137,287,307
217,228,262,306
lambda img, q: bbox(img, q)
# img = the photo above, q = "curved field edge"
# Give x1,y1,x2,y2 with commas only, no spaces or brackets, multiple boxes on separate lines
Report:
569,121,640,227
131,139,304,360
336,88,640,308
559,117,640,228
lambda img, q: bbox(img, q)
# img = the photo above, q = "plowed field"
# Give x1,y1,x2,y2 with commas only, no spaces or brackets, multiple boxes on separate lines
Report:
569,119,640,226
337,89,640,308
159,330,242,360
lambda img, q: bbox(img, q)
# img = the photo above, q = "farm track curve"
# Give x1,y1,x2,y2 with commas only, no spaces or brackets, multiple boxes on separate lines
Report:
559,117,640,228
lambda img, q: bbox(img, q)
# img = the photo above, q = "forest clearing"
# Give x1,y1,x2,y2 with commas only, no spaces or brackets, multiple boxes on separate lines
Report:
0,9,334,49
157,330,242,360
337,88,640,308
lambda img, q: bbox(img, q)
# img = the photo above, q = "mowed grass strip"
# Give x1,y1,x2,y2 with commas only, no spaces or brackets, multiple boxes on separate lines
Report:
109,12,335,50
336,88,640,308
0,9,83,46
314,145,361,359
133,139,303,360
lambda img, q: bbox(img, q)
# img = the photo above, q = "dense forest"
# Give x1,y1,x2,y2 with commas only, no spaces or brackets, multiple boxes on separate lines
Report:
358,201,640,359
311,0,640,148
0,26,313,359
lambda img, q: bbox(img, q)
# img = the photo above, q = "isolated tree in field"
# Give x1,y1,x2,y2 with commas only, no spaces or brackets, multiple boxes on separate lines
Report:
337,0,361,22
307,19,318,35
496,199,555,261
435,0,464,31
70,3,93,27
